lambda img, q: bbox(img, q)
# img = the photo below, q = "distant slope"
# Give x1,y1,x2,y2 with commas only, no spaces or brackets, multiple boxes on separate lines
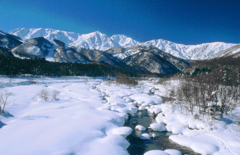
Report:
208,44,240,59
9,28,236,60
0,30,22,49
142,40,235,60
11,37,55,59
121,46,189,74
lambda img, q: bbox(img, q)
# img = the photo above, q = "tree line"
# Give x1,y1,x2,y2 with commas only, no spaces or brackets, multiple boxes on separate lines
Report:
0,54,156,77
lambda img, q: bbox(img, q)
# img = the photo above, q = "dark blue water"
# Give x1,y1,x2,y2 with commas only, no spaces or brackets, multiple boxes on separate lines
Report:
124,110,200,155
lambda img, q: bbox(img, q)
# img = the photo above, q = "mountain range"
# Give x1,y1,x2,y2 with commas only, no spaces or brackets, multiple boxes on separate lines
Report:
0,28,239,75
10,28,237,60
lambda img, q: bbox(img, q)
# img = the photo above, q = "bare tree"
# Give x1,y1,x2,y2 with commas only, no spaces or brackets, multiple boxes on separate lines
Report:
181,82,195,115
175,86,185,114
0,89,14,115
37,89,49,101
228,86,240,114
197,82,209,119
116,73,138,86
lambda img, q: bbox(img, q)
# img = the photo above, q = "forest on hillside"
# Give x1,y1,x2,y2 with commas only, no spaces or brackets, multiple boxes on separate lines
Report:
0,54,159,77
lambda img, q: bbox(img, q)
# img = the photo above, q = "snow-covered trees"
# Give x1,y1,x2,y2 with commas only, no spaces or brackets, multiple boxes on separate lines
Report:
175,81,239,120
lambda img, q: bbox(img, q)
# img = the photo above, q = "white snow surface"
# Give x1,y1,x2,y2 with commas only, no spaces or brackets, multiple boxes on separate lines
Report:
164,149,182,155
135,125,146,131
154,103,240,155
209,44,240,58
149,123,167,132
9,28,237,60
143,149,182,155
0,77,239,155
144,150,169,155
139,133,151,140
129,94,162,106
0,77,131,155
110,126,133,137
9,28,139,51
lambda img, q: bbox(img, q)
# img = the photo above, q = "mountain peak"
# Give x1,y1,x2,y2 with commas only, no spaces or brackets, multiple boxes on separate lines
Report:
90,31,104,35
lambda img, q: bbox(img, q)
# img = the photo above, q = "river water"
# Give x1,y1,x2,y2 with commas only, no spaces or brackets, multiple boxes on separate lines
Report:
124,110,200,155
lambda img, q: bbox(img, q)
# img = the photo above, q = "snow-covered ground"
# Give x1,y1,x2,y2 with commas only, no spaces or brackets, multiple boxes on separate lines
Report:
0,76,239,155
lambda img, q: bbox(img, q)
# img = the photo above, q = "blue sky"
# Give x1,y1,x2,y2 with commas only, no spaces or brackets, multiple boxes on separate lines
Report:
0,0,239,44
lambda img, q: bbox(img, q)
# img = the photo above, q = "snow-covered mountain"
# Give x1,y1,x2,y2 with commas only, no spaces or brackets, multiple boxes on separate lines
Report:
9,28,139,51
1,30,189,74
208,44,240,59
0,30,22,49
121,46,189,74
142,40,235,60
9,28,78,44
11,37,56,59
9,28,237,60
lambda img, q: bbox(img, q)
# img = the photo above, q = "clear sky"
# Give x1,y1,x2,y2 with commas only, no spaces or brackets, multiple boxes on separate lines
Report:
0,0,239,44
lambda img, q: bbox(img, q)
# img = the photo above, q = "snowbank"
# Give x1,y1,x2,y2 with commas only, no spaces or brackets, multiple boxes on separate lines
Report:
139,133,151,140
129,94,162,106
144,150,169,155
149,123,166,132
135,125,146,131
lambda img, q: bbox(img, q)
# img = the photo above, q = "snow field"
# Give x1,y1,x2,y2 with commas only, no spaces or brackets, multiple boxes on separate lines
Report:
0,77,239,155
0,78,132,155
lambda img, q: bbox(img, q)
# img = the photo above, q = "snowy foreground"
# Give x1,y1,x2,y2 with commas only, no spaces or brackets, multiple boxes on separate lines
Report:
0,77,239,155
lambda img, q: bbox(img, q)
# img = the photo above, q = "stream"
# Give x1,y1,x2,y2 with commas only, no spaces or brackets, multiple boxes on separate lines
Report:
124,110,200,155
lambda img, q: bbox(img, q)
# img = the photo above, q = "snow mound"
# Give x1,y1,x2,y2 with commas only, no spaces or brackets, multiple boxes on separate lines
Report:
139,133,151,140
170,135,220,155
101,134,130,149
151,133,156,138
164,149,182,155
191,142,219,155
147,105,162,114
110,126,133,137
135,125,146,131
170,123,187,134
130,94,162,106
144,150,169,155
155,113,164,124
149,123,166,132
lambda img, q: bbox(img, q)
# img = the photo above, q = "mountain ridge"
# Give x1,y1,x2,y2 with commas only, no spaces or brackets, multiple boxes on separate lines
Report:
9,28,237,60
1,29,189,75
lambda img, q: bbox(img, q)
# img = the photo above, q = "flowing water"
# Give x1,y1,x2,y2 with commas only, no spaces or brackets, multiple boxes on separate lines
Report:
124,110,200,155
